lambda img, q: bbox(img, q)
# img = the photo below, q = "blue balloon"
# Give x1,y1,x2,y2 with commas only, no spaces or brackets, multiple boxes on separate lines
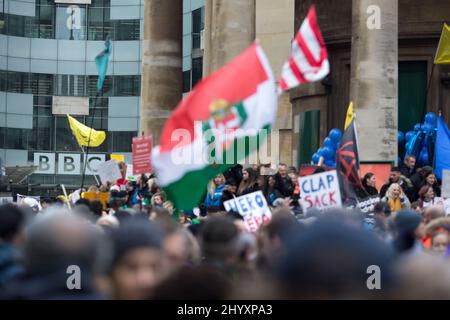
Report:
317,148,325,157
329,128,342,144
323,137,336,150
405,131,414,142
419,152,429,165
312,153,320,164
423,123,434,132
414,123,421,131
322,146,334,160
425,112,437,126
398,131,405,145
325,160,336,167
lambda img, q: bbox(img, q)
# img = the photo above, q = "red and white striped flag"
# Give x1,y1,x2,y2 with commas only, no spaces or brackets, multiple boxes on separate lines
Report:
278,6,329,92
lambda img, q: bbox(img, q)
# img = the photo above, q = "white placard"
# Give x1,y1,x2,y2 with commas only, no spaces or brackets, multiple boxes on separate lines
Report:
442,170,450,198
299,170,342,212
58,153,81,175
96,160,122,184
84,154,106,175
223,191,272,233
52,96,89,115
34,153,56,174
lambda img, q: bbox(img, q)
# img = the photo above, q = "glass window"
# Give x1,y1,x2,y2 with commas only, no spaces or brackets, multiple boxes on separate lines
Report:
113,20,139,41
7,72,31,94
192,57,203,88
55,5,87,40
55,115,83,151
31,73,54,96
7,15,26,37
0,71,7,92
87,75,112,96
5,128,33,150
32,116,53,151
0,127,5,148
183,70,191,93
88,7,105,40
114,75,140,96
111,131,136,152
38,5,55,39
55,75,86,96
192,7,205,50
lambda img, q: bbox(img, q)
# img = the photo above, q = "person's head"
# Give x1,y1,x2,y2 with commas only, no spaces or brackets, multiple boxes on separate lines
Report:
362,172,376,188
151,193,164,206
178,212,188,225
404,155,416,169
40,197,53,209
431,232,448,255
199,217,239,268
110,218,164,300
213,174,225,186
162,228,201,274
225,178,238,194
0,204,26,245
423,206,445,224
419,185,435,201
387,183,403,199
393,210,425,252
267,175,276,188
162,201,174,215
278,163,288,178
425,172,437,186
288,171,298,184
90,200,104,218
373,201,391,219
389,167,401,183
276,215,394,299
419,166,434,178
87,185,99,193
126,181,136,192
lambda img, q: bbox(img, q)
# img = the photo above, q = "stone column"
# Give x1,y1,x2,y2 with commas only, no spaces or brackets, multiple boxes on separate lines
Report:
140,0,182,144
203,0,256,76
350,0,398,162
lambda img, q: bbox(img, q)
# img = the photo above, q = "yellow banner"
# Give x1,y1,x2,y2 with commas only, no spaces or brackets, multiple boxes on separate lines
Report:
67,115,106,147
344,101,354,130
435,23,450,65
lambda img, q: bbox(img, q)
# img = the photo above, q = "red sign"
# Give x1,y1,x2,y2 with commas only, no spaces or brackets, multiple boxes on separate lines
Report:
132,135,152,175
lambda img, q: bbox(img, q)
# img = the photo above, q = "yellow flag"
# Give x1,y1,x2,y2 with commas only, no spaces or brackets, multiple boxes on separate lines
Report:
67,115,106,147
344,101,354,130
434,23,450,65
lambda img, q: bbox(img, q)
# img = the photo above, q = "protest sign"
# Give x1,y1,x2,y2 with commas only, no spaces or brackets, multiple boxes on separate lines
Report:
96,160,122,184
110,154,125,162
357,195,381,213
223,191,272,232
442,170,450,198
82,192,110,210
0,197,13,204
299,170,342,212
125,164,137,181
132,135,152,175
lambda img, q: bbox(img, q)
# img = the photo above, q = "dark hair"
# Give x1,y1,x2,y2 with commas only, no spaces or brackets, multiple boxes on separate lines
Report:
0,204,25,242
373,201,391,217
361,172,374,189
200,217,239,264
237,167,258,195
90,200,103,217
75,198,91,207
391,167,401,173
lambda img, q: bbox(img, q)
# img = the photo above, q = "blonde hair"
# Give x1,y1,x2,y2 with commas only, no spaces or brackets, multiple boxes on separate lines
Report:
386,183,404,199
207,173,225,197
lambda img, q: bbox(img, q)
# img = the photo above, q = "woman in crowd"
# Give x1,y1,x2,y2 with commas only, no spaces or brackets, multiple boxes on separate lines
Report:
204,174,226,209
430,232,449,256
381,183,411,213
421,172,441,198
418,185,444,211
237,167,260,196
361,172,379,196
263,175,283,207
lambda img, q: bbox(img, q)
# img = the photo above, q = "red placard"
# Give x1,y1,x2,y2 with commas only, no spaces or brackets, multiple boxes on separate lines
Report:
132,135,152,175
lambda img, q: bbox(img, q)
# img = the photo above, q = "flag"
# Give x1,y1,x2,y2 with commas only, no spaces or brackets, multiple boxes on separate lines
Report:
67,115,106,147
336,119,362,204
152,42,277,210
344,101,354,130
278,5,329,92
434,23,450,65
435,116,450,180
95,36,112,92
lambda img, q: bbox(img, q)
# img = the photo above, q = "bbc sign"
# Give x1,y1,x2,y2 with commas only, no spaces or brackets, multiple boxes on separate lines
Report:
34,153,106,175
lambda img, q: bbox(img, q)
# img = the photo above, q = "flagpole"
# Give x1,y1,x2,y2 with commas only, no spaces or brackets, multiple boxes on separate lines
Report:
422,63,436,121
80,90,100,191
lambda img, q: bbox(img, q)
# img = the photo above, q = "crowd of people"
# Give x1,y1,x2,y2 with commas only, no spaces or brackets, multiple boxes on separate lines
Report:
1,158,450,299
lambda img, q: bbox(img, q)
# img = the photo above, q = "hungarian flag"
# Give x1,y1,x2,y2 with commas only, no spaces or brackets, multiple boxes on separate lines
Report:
152,42,277,210
336,119,362,205
278,5,329,92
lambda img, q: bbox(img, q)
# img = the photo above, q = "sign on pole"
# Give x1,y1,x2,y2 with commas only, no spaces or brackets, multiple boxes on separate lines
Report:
223,191,272,233
299,170,342,212
96,160,122,184
132,135,152,175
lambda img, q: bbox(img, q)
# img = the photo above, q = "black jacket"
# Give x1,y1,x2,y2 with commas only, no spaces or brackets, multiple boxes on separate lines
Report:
399,163,416,178
274,174,294,197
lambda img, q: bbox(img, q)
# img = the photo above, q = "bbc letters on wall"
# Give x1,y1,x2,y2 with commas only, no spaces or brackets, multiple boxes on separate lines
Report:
34,153,105,175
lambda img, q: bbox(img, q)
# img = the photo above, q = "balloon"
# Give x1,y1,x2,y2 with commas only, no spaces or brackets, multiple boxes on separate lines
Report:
325,160,336,167
329,128,342,144
419,152,429,165
425,112,437,126
323,137,336,150
405,131,414,142
317,148,325,157
423,123,434,132
322,146,334,160
312,153,320,164
398,131,405,145
414,123,421,131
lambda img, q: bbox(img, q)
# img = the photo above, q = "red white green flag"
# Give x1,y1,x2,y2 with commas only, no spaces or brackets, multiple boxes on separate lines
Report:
152,42,277,210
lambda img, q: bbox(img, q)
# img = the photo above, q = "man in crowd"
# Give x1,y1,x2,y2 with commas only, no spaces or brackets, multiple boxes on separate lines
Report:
380,167,413,199
399,155,416,178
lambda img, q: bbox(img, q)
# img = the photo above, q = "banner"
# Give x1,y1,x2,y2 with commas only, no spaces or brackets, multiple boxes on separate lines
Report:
442,170,450,198
96,160,122,184
223,191,272,233
82,192,110,209
299,170,342,212
132,135,152,175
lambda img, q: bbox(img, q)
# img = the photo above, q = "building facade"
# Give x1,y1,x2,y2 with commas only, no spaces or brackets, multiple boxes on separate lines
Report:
0,0,203,196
